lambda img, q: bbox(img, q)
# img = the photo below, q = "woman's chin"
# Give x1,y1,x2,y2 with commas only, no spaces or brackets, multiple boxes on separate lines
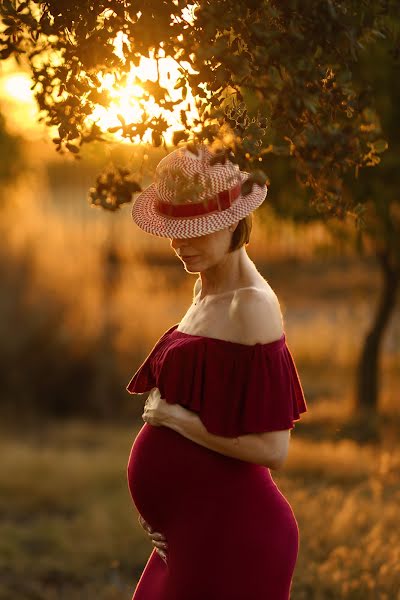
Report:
185,264,201,273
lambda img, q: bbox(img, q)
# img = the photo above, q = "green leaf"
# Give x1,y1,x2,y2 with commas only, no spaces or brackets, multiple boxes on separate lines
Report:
251,169,267,186
125,181,142,193
373,139,388,154
66,143,79,153
241,179,254,196
172,130,188,145
152,130,162,147
186,143,199,156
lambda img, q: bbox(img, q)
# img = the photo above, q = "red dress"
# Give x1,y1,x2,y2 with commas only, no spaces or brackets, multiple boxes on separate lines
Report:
126,323,307,600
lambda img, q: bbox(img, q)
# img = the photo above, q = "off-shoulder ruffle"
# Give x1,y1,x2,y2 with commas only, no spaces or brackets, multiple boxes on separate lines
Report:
126,324,307,437
125,325,176,394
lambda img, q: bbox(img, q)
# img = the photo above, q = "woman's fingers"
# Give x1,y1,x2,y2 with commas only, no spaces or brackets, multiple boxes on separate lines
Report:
149,531,167,544
150,532,168,550
138,515,146,528
157,548,168,564
138,515,149,528
138,516,168,551
138,515,153,533
152,539,168,550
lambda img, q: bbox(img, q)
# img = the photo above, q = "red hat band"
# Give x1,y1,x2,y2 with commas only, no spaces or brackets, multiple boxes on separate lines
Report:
155,182,241,218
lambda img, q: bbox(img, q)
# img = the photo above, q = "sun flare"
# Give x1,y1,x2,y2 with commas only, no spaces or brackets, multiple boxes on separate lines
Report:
0,69,43,138
1,72,34,103
0,30,201,146
88,38,199,145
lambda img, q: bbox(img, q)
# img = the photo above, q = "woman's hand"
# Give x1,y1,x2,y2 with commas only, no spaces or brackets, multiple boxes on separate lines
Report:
142,387,181,427
138,514,168,564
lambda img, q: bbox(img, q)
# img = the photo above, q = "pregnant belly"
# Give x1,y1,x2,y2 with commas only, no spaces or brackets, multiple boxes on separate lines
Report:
127,422,283,533
127,423,300,598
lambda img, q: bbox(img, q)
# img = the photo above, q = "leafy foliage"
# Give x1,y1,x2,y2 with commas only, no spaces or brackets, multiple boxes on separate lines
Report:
88,166,142,211
0,0,399,218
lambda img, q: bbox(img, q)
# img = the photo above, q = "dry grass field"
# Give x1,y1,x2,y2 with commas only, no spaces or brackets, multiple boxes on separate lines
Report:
0,415,399,600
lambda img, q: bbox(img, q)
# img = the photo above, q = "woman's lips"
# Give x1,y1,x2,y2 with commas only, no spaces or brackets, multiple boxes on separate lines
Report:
182,255,198,260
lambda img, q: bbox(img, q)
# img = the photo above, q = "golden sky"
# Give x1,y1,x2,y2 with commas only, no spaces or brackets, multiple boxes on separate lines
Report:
0,37,199,145
0,60,44,139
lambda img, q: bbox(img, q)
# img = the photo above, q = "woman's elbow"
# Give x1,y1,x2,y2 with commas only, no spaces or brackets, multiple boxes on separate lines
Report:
260,431,290,470
265,445,289,471
268,454,288,470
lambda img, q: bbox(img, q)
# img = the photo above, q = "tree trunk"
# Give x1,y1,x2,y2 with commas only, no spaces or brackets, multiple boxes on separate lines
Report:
356,249,399,413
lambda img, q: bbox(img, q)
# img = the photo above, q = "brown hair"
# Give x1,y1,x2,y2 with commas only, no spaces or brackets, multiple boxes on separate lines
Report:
229,213,253,252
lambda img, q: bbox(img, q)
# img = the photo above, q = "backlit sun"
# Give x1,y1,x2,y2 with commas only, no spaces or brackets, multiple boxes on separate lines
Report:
88,39,199,145
0,32,201,146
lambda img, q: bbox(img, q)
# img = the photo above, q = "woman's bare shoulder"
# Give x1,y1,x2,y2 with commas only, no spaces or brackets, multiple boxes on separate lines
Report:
231,286,284,345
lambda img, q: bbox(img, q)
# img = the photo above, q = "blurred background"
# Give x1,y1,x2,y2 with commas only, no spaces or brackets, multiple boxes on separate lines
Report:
0,55,399,599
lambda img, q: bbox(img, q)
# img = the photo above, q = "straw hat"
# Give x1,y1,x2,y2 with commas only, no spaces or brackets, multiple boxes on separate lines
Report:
131,145,268,239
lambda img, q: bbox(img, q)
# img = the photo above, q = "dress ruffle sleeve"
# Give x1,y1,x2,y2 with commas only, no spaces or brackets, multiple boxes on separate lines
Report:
125,326,177,394
126,326,307,438
126,357,156,393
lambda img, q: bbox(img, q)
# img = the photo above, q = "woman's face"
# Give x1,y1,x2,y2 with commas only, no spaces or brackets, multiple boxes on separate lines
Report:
169,224,237,272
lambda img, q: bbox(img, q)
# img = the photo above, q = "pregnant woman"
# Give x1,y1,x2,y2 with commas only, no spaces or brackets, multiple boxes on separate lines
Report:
126,145,308,599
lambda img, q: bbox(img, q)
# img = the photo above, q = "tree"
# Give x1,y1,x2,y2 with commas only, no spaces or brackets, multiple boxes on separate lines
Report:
1,0,399,415
348,35,400,413
0,0,395,212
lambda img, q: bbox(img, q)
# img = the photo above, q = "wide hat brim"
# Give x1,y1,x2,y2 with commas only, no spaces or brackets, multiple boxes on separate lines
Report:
131,171,268,239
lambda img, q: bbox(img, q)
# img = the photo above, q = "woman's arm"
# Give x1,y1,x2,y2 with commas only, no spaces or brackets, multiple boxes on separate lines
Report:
164,405,288,470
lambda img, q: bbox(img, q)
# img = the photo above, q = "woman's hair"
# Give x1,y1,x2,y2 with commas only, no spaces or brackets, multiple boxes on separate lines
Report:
229,213,253,252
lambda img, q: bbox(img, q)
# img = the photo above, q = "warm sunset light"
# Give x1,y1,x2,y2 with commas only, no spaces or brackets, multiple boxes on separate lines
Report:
0,3,399,599
0,68,42,138
0,34,201,145
1,72,33,102
88,45,199,145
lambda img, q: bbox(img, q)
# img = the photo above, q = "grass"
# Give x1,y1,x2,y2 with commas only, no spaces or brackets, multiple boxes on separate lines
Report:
0,415,399,599
0,420,144,599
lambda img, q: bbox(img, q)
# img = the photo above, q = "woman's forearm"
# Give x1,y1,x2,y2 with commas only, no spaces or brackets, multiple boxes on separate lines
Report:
163,405,278,469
